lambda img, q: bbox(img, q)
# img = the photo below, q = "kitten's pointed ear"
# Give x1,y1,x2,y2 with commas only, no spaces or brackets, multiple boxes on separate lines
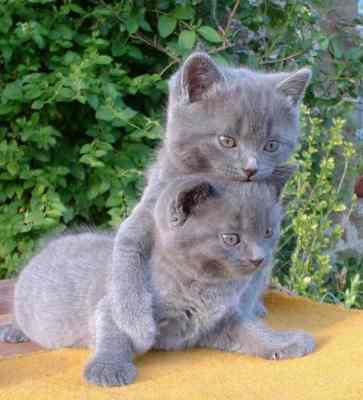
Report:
180,52,224,103
269,164,297,199
276,68,312,105
170,180,213,225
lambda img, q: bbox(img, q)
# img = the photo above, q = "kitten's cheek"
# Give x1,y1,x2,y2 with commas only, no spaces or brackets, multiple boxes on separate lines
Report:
201,259,231,279
256,167,274,181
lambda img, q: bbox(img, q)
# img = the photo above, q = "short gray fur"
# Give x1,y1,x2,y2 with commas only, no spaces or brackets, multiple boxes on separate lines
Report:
112,52,312,354
1,171,315,386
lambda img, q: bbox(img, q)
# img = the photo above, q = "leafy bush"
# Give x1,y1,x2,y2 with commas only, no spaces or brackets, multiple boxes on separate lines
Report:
275,107,362,308
0,1,362,306
0,0,171,277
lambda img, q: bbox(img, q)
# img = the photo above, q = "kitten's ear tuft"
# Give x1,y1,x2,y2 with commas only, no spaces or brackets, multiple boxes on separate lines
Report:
276,68,312,105
270,164,297,199
170,180,213,225
181,52,224,103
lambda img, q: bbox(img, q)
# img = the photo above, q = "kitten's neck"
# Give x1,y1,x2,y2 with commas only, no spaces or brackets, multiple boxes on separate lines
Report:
150,247,244,320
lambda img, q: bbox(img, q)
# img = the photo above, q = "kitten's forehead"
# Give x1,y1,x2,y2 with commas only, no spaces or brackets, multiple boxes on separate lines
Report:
239,183,280,228
219,181,279,215
170,72,294,142
225,78,294,137
238,95,272,146
179,182,278,235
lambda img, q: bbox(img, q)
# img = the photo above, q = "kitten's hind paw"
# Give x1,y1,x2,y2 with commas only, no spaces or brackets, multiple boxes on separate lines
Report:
266,331,315,360
84,358,137,386
253,301,267,318
0,323,29,343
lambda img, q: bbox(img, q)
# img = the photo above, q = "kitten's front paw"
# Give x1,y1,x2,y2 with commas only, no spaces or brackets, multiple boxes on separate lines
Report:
84,358,137,386
130,316,157,354
266,331,315,360
0,323,29,343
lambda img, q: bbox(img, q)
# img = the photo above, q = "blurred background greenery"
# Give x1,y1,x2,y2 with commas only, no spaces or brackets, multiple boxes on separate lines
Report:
0,0,362,307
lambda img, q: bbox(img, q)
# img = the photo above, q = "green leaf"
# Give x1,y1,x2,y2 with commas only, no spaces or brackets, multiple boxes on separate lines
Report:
33,33,45,49
2,82,23,101
178,30,196,49
95,55,113,65
92,7,114,17
31,100,44,110
80,143,92,154
127,46,143,60
158,15,177,38
330,38,344,59
197,26,223,43
345,48,363,61
7,162,19,176
139,17,152,32
212,54,228,65
79,154,104,168
1,45,13,62
87,95,99,110
0,103,16,115
174,5,195,20
59,88,74,100
126,18,139,34
0,15,12,34
63,51,81,65
63,4,85,15
96,106,114,122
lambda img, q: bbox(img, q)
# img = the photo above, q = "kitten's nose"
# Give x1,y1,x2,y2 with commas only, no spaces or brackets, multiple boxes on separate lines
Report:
249,258,264,267
243,168,257,179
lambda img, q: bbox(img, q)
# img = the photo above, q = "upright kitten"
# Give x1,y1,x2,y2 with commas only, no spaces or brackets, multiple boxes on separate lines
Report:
0,167,314,387
112,52,312,354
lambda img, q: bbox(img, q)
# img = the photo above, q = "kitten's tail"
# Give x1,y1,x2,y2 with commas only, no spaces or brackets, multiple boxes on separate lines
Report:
0,322,30,343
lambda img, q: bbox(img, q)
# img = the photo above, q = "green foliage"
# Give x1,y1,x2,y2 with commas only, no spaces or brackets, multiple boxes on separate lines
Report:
0,0,363,307
0,0,171,277
275,107,361,306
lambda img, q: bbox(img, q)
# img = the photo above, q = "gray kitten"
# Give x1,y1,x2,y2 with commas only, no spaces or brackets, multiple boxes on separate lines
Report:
112,52,312,355
0,167,315,386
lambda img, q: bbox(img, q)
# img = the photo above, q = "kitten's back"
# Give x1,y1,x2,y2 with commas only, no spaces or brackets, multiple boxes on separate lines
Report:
15,230,114,348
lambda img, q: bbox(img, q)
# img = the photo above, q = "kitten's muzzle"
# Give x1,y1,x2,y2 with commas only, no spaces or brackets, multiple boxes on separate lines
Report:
242,168,257,180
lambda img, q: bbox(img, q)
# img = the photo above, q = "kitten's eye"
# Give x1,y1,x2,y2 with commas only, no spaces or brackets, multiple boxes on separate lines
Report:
221,233,240,246
264,227,273,239
263,140,280,153
218,135,236,149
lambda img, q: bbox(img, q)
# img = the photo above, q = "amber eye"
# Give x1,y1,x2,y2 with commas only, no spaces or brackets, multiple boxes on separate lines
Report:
218,135,236,149
221,233,240,246
263,140,280,152
264,227,273,239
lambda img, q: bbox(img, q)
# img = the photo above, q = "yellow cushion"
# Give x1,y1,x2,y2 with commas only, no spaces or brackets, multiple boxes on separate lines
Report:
1,292,363,400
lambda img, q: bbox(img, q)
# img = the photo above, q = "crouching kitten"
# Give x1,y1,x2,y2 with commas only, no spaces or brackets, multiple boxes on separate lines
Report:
0,167,315,386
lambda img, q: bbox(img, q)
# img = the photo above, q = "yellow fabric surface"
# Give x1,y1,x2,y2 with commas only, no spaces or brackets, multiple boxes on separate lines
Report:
1,292,363,400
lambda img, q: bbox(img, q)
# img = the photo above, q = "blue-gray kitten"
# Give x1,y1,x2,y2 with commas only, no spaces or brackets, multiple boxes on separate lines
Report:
0,168,315,386
112,52,311,356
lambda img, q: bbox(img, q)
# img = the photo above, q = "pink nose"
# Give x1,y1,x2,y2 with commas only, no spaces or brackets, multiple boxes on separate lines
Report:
243,168,257,179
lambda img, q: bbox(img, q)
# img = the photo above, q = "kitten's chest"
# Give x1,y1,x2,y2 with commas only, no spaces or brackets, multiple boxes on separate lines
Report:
153,278,241,350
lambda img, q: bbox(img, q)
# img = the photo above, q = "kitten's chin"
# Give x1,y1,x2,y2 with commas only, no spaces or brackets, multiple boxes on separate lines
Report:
238,267,259,275
238,263,267,275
